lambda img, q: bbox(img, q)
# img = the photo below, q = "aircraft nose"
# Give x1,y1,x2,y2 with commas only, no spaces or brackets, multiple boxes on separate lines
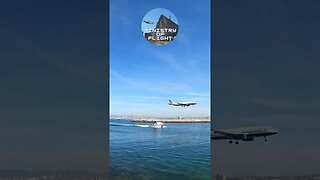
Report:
272,128,279,134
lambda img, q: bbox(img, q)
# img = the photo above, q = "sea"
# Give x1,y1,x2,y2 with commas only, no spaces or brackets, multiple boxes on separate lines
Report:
109,119,211,180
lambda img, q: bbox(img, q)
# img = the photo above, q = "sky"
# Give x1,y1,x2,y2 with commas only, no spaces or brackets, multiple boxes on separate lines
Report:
0,0,107,173
110,0,211,117
213,0,320,177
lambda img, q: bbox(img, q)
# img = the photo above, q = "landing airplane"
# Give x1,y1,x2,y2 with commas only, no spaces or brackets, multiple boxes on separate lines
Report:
211,126,278,144
168,99,197,107
143,20,154,24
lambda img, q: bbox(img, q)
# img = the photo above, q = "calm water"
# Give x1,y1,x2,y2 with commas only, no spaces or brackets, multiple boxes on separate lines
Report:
110,119,210,180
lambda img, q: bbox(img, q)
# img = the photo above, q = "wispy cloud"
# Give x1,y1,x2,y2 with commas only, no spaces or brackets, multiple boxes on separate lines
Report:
110,70,193,94
110,70,143,88
132,95,164,100
153,52,182,70
152,50,209,73
186,92,209,97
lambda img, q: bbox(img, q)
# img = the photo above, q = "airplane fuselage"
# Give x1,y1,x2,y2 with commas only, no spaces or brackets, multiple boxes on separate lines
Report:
168,99,197,107
211,126,278,143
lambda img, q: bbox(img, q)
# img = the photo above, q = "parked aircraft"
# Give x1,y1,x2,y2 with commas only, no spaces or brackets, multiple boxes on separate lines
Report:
211,126,278,144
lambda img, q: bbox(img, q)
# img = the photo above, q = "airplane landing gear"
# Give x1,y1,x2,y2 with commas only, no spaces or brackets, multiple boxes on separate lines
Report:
264,136,267,142
229,139,233,144
235,141,239,145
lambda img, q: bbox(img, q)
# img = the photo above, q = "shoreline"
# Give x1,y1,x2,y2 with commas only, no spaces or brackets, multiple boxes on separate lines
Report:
131,117,210,123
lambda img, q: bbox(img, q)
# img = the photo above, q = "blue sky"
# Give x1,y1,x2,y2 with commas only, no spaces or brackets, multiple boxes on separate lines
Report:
110,0,210,117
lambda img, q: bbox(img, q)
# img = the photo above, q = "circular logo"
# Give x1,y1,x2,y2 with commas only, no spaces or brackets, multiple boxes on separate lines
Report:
141,8,179,46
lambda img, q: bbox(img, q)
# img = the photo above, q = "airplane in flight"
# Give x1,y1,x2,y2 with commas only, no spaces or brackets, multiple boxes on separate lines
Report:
168,99,197,107
211,126,278,144
143,20,154,24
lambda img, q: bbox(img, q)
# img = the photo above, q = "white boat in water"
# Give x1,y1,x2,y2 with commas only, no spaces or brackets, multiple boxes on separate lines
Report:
149,121,166,128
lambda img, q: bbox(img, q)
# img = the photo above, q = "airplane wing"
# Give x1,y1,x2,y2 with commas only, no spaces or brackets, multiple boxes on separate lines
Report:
213,127,266,136
213,129,237,136
177,102,187,106
177,102,193,106
212,127,278,142
213,129,253,140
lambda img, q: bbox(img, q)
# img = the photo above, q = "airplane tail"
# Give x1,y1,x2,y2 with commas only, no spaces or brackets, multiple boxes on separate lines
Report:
168,99,174,104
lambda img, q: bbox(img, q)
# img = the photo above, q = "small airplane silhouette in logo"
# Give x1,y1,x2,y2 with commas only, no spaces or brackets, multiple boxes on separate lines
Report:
143,20,154,24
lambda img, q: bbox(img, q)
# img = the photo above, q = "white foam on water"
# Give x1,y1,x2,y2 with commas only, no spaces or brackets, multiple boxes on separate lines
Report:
135,124,150,128
110,123,134,127
110,122,150,128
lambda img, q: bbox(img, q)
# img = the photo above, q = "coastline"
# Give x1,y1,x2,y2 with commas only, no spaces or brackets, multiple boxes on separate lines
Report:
131,117,210,123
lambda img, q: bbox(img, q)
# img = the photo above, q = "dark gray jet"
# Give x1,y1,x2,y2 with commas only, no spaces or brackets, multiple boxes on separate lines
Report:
211,126,278,144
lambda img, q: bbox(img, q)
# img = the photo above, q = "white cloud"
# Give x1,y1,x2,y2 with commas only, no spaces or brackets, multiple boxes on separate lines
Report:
110,70,193,94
